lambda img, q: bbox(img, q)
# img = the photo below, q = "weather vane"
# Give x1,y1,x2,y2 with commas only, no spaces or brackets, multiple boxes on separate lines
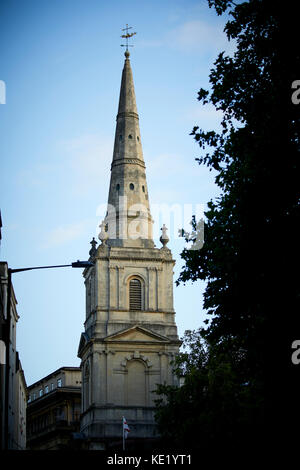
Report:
121,24,137,53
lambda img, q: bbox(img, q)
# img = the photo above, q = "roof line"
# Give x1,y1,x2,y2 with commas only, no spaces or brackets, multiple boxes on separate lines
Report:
28,366,81,389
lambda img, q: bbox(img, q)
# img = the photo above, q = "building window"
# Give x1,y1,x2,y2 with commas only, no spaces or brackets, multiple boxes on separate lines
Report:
119,135,122,141
57,378,62,388
33,393,36,401
129,183,134,190
116,183,120,191
28,395,31,403
45,385,49,394
39,389,43,397
137,136,140,141
50,383,54,391
128,134,132,139
142,185,145,192
56,406,65,421
129,278,142,311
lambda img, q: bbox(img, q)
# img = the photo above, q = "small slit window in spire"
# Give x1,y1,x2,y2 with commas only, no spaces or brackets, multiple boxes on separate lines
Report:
130,183,134,190
128,134,133,139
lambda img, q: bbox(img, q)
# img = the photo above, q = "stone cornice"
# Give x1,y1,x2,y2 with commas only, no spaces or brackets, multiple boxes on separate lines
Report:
117,111,139,120
95,250,175,263
95,337,182,347
105,256,174,262
111,157,145,169
93,307,176,314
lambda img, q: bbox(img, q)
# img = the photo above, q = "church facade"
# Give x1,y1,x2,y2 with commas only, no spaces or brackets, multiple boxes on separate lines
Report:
77,50,181,450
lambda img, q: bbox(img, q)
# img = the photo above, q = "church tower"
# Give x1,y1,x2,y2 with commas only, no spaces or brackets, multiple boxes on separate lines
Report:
77,49,180,450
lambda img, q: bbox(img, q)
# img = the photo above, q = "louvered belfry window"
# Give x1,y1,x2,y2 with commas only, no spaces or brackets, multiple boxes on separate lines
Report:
129,278,142,310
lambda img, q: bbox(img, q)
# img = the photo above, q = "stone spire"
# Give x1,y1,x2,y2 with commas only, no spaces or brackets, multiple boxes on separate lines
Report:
78,46,180,449
112,50,144,165
102,52,154,248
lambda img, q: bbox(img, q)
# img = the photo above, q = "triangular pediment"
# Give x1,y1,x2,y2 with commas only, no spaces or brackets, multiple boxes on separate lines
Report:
77,332,90,356
103,325,170,344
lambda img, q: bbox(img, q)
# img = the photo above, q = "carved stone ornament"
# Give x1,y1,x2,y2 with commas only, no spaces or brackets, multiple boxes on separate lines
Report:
89,237,98,257
98,220,109,244
160,224,169,247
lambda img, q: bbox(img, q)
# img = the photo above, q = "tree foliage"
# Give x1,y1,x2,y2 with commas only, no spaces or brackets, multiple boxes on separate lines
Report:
155,331,263,451
155,0,300,452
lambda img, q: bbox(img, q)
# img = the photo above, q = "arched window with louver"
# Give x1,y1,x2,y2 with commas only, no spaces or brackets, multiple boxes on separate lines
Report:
129,278,142,311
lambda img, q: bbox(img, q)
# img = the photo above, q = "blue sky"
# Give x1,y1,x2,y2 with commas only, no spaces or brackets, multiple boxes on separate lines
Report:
0,0,234,385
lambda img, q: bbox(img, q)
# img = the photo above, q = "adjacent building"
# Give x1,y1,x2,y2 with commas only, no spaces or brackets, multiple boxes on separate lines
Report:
14,353,27,450
26,367,81,450
0,260,27,450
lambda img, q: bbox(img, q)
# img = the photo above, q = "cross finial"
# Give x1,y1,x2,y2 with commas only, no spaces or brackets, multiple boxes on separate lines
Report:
121,24,137,57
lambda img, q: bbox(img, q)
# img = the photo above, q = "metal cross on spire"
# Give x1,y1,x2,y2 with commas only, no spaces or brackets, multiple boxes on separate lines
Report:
121,24,137,53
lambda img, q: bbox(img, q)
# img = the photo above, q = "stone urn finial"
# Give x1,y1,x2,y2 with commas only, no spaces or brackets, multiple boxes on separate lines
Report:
160,224,169,248
98,220,108,244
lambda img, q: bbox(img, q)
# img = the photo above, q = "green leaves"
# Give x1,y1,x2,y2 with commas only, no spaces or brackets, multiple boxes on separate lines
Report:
154,331,261,451
156,0,300,451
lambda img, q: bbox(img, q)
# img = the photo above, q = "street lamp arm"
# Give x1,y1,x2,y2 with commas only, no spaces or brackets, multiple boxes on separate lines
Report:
9,264,71,274
71,261,94,268
9,260,94,274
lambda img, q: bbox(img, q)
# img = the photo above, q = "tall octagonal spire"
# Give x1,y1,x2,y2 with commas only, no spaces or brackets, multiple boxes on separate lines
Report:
103,52,154,248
